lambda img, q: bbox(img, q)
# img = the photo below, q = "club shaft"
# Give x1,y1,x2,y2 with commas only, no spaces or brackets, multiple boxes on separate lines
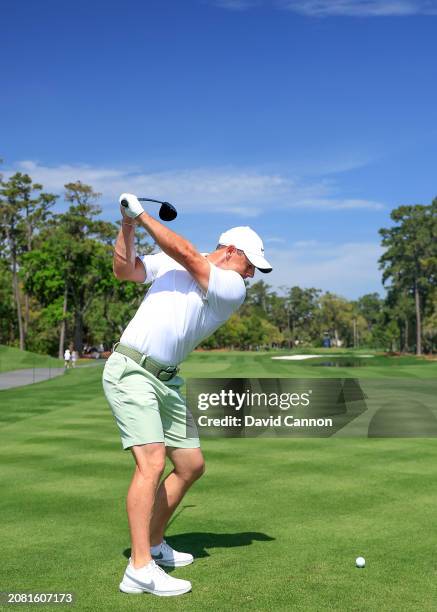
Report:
138,197,164,205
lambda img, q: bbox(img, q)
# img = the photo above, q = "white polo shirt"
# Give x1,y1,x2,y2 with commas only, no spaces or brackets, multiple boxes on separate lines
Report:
119,251,246,365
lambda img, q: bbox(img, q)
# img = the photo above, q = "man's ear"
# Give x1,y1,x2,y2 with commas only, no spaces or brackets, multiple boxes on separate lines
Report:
226,245,236,259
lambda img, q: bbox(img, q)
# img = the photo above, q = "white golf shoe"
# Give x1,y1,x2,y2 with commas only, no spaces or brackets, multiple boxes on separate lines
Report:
119,559,191,596
151,539,194,567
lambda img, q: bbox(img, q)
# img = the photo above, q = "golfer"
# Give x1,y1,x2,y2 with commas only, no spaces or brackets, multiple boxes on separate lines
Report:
103,193,272,597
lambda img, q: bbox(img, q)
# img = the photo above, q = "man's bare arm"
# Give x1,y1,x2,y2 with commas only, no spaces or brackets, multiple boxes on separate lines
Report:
113,217,146,283
136,210,210,292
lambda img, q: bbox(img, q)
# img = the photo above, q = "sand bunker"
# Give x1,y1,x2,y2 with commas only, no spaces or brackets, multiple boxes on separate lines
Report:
271,355,319,360
271,354,375,361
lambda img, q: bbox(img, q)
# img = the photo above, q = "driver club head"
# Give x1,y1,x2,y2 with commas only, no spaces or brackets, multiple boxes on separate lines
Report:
137,197,178,222
159,202,177,222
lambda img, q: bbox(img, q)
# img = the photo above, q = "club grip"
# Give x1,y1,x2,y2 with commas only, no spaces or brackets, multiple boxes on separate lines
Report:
121,199,128,207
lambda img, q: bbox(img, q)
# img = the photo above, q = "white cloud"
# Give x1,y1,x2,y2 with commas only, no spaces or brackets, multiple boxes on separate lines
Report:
5,161,386,297
290,152,378,176
295,198,385,210
260,240,385,298
265,236,287,243
5,160,386,217
210,0,437,15
292,239,319,248
280,0,434,16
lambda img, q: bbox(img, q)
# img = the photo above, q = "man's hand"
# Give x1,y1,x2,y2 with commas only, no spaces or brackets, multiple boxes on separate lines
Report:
120,202,137,224
119,193,144,219
113,197,146,282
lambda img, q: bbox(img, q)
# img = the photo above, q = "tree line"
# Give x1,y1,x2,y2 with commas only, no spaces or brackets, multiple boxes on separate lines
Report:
0,168,436,356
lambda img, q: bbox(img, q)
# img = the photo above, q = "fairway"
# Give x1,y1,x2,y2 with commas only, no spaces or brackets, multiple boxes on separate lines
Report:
184,349,437,379
1,352,437,610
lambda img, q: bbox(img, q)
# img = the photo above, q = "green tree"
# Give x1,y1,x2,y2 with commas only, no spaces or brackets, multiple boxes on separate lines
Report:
84,225,153,348
23,182,114,355
379,200,437,355
0,258,15,344
258,318,284,347
23,185,154,356
268,292,289,342
354,293,385,348
22,227,73,355
200,313,246,349
374,315,400,352
244,280,272,315
356,293,383,329
60,182,115,353
385,289,415,352
200,312,282,350
423,294,437,353
285,287,321,346
318,293,354,347
0,172,56,349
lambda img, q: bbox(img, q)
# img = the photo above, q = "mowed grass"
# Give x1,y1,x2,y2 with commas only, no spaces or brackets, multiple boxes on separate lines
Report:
184,348,437,378
1,352,437,611
0,344,62,373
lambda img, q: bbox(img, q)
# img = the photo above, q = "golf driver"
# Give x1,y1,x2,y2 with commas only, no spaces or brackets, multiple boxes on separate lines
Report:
121,196,177,221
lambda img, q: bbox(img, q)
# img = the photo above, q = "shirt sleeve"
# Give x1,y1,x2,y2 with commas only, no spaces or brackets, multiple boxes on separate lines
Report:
141,251,170,284
206,262,246,319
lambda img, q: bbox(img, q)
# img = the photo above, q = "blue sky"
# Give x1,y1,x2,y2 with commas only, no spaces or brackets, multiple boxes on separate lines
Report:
2,0,436,298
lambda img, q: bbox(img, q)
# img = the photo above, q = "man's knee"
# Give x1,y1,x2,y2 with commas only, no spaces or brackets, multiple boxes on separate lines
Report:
146,455,166,477
132,443,166,478
178,456,205,483
192,456,206,480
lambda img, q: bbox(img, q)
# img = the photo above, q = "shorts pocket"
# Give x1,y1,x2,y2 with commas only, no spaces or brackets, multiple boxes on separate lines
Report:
102,353,128,384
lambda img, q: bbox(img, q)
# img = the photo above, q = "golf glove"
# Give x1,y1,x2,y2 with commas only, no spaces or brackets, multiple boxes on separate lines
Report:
119,193,144,219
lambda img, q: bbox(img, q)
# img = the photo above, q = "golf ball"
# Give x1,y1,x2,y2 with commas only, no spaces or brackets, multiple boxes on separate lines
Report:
355,556,365,568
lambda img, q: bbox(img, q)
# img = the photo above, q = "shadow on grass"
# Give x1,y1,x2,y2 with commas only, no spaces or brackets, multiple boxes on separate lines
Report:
123,530,274,561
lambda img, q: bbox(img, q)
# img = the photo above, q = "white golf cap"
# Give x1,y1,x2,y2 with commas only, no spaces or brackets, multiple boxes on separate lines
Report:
218,226,272,273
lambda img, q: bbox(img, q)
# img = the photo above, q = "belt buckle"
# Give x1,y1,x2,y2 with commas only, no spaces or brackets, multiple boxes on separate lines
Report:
158,366,177,382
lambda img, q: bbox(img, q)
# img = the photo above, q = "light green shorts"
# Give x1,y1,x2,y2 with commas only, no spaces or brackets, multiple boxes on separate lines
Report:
102,352,200,451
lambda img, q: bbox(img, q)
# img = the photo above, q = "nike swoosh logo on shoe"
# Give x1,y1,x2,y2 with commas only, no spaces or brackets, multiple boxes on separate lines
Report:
152,552,164,560
125,573,155,589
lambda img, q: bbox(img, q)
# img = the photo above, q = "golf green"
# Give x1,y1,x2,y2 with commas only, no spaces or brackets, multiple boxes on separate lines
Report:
1,351,437,610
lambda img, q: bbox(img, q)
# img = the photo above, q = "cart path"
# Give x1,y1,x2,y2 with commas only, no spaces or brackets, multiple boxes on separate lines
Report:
0,361,103,390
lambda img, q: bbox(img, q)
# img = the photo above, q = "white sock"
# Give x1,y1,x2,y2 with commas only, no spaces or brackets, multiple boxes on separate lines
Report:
130,559,154,572
150,542,163,554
